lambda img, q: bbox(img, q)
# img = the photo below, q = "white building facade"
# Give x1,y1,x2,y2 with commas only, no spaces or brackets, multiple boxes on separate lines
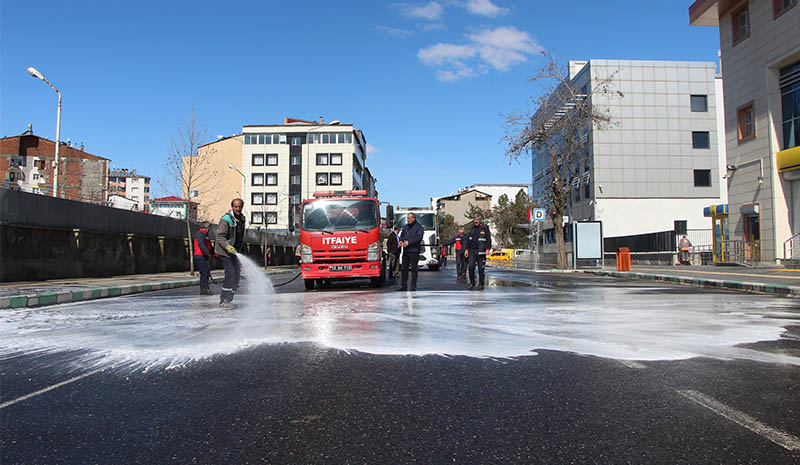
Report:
691,0,800,263
241,119,375,232
532,59,728,240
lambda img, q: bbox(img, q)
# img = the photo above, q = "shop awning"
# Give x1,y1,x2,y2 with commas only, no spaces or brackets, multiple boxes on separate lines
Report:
703,204,728,217
777,146,800,173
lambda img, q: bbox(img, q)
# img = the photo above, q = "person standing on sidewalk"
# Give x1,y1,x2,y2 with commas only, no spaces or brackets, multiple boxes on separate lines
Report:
215,198,246,307
464,216,491,290
193,222,214,295
678,235,692,266
445,228,467,280
386,225,402,279
397,213,424,291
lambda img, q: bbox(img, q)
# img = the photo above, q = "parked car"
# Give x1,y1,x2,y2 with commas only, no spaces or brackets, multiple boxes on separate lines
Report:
487,249,514,262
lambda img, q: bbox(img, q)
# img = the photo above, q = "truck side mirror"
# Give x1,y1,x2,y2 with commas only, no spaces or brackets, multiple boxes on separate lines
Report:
385,204,394,229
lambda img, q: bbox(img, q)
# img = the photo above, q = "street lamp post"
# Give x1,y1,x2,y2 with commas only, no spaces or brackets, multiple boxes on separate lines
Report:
27,67,61,198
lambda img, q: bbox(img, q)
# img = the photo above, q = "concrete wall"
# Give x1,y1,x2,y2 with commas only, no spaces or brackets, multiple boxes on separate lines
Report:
0,189,298,282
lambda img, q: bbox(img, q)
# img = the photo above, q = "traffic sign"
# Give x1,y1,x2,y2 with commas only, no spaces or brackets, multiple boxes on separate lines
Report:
533,208,546,222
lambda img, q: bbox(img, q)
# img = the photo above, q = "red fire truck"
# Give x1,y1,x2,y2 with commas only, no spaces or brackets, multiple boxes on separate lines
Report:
299,190,390,290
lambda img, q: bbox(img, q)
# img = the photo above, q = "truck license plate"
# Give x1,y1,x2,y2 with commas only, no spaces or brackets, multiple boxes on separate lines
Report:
330,265,352,271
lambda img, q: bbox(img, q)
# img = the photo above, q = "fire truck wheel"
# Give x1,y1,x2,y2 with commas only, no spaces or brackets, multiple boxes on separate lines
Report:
304,279,315,291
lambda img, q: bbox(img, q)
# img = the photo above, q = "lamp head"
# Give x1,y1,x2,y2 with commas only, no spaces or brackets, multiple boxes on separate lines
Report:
228,164,235,170
329,120,340,125
27,67,44,80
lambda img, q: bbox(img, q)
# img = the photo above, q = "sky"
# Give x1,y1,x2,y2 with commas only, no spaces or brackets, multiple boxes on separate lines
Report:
0,0,721,206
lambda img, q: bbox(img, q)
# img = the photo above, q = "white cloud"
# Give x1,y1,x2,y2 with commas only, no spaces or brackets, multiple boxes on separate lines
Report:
399,1,444,20
418,43,476,66
366,144,380,155
465,0,509,17
376,25,414,38
436,66,478,82
466,26,543,71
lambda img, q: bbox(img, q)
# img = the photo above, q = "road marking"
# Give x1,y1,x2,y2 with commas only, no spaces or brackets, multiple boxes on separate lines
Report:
618,360,647,369
676,389,800,451
0,368,104,409
637,268,800,281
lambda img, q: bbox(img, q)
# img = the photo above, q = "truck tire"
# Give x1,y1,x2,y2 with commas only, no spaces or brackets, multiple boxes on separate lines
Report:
370,264,386,287
428,264,440,271
304,279,315,291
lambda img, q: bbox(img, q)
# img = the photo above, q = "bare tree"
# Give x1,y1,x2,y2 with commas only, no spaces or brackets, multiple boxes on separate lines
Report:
503,52,617,268
163,107,217,274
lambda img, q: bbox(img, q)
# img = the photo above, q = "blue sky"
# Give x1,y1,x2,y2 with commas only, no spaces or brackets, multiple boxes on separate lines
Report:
1,1,720,206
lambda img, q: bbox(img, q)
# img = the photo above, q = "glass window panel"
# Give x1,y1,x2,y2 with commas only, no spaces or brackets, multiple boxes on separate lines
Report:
317,173,328,185
322,134,330,144
266,154,278,165
346,133,352,144
252,193,264,205
317,153,329,165
292,137,302,146
272,134,280,144
252,173,264,185
330,173,342,185
266,212,278,224
694,169,712,187
337,133,345,143
264,134,271,144
291,175,301,184
692,131,710,149
690,95,708,112
330,153,342,165
291,155,301,166
279,135,287,144
265,193,277,205
266,174,278,185
258,134,265,144
251,212,263,224
252,154,264,166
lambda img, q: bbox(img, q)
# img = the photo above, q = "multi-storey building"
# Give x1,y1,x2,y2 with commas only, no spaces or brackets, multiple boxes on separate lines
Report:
241,118,375,232
0,127,109,203
531,59,728,240
195,134,244,222
435,188,493,227
108,168,151,211
690,0,800,264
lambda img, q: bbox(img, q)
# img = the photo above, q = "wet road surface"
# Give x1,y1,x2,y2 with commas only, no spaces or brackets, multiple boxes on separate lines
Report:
1,264,799,464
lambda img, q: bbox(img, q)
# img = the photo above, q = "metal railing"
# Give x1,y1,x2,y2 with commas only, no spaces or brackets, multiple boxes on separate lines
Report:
719,240,761,266
785,233,800,261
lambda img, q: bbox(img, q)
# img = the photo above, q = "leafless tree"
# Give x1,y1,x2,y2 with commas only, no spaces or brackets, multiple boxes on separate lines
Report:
163,107,217,274
503,52,617,268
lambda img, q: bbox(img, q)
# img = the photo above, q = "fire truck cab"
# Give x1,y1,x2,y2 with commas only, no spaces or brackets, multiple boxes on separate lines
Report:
299,190,387,290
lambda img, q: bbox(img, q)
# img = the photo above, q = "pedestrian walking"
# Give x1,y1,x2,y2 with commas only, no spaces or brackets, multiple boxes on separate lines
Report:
440,243,447,268
445,228,467,280
678,235,692,266
193,221,214,295
215,198,246,307
464,216,491,290
386,225,402,279
397,213,424,291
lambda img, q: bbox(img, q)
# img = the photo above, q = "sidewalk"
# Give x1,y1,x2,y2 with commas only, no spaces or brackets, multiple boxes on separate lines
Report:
0,266,300,310
490,262,800,297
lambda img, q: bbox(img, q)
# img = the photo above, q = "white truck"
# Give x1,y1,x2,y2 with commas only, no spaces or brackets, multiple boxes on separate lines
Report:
393,206,440,271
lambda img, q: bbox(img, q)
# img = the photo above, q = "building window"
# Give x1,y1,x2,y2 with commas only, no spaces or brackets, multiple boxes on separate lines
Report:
32,173,42,181
330,172,342,185
316,153,329,165
266,212,278,224
244,134,254,144
252,153,264,166
330,153,342,165
290,193,301,204
271,134,280,144
34,159,46,169
337,133,346,144
266,154,278,166
780,61,800,149
252,173,264,186
692,131,710,149
316,173,329,185
279,134,287,144
265,173,277,186
252,193,264,205
694,169,712,187
291,136,302,146
32,187,42,194
737,102,756,142
265,193,278,205
322,133,330,144
291,155,301,166
257,134,265,144
731,3,750,46
251,212,263,224
773,0,797,18
309,133,320,144
584,183,591,199
291,175,301,185
691,95,708,112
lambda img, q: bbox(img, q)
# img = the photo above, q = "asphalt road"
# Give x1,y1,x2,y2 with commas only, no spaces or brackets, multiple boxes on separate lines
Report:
1,265,799,464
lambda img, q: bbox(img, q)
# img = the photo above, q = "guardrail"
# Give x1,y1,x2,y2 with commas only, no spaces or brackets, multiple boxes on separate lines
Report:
719,240,761,266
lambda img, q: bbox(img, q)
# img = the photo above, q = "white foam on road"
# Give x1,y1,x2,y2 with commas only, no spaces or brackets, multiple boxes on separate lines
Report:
0,274,798,371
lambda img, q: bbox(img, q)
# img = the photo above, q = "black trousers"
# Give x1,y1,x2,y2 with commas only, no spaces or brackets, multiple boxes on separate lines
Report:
194,255,211,287
220,255,241,303
456,253,467,277
467,252,486,285
401,251,419,288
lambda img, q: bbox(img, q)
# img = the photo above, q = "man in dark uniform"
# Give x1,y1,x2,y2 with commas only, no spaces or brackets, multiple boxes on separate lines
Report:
464,216,492,290
398,213,424,291
445,228,467,280
215,198,246,307
193,221,214,295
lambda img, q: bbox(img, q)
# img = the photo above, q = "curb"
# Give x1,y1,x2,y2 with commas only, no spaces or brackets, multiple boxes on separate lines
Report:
0,268,300,310
488,264,800,297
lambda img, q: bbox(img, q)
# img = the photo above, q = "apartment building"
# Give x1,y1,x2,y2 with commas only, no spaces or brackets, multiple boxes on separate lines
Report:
241,118,375,232
0,128,109,203
690,0,800,263
531,59,727,240
435,189,493,227
195,134,244,222
108,168,151,211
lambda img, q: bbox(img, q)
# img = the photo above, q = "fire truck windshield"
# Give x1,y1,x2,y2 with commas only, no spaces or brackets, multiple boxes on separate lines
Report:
394,213,436,231
302,199,379,232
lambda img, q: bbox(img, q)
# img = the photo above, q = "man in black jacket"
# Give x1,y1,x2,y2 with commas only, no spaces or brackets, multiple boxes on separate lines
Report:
398,213,424,291
464,216,492,290
386,225,402,279
444,228,467,280
215,198,246,307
